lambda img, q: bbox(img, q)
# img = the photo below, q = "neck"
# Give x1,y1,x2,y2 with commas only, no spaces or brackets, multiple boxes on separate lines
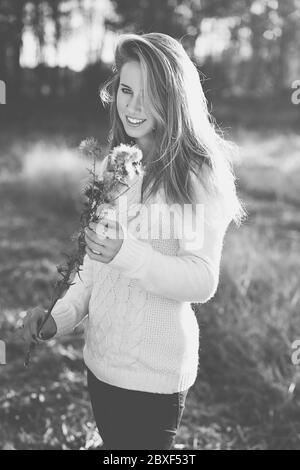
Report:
135,136,152,160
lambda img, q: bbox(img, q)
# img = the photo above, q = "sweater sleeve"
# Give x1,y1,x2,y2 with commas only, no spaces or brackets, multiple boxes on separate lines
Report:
108,178,233,303
50,253,94,337
50,155,109,337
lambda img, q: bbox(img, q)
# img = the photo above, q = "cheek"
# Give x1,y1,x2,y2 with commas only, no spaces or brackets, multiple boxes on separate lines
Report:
145,120,153,131
145,116,155,131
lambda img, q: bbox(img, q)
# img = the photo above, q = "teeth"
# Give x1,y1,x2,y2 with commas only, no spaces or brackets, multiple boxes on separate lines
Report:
127,116,145,124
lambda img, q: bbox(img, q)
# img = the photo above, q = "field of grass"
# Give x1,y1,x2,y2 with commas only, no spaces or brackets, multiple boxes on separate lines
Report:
0,113,300,450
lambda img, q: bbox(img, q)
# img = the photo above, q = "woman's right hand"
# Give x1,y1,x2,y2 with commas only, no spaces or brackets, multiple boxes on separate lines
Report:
18,306,57,344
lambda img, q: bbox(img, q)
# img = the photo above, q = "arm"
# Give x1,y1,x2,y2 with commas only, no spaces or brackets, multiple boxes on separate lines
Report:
108,179,233,303
51,253,94,337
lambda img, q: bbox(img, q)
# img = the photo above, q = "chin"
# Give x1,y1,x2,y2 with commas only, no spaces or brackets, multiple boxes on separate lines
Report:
126,127,149,136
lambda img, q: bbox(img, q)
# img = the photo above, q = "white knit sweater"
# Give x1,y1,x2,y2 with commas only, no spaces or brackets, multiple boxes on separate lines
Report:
51,156,233,393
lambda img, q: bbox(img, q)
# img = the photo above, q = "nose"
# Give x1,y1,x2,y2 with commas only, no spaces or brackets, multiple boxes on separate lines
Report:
126,92,143,115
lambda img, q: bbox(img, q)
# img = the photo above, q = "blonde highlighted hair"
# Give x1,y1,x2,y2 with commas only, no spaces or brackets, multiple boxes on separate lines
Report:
100,32,247,226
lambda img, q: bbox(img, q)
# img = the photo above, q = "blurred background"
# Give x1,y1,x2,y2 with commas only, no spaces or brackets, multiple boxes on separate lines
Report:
0,0,300,450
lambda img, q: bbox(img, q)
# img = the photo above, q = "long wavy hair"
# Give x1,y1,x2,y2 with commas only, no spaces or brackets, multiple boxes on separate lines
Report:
99,32,247,226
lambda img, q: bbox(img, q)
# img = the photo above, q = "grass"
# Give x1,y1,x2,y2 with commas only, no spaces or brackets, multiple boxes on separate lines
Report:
0,113,300,449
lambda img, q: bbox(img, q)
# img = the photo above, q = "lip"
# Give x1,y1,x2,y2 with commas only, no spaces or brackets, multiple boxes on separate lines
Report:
126,115,147,123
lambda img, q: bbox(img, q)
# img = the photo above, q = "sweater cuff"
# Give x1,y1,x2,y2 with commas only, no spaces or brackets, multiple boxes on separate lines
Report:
108,223,153,277
51,298,77,338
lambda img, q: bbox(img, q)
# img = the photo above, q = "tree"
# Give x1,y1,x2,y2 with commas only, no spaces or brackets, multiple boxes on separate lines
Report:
104,0,205,60
0,0,76,99
0,0,26,96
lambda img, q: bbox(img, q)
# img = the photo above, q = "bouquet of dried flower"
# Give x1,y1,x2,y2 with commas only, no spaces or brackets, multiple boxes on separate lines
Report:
24,139,145,366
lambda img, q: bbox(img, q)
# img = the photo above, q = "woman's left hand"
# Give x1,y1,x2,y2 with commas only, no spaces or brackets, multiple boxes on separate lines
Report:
84,218,124,264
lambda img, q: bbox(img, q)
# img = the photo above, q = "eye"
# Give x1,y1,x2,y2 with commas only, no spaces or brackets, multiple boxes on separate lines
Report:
121,88,132,94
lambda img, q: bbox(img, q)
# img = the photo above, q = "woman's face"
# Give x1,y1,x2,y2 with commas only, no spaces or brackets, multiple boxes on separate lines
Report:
116,60,155,154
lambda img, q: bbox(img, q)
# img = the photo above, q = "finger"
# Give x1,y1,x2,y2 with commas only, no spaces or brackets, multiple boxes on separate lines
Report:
86,222,97,233
102,218,125,238
91,216,116,231
86,245,102,260
96,202,114,212
85,229,107,250
89,216,118,232
97,204,116,221
84,227,96,242
89,211,114,232
85,225,110,242
96,220,123,241
95,223,114,240
97,217,116,227
85,233,106,253
86,245,109,263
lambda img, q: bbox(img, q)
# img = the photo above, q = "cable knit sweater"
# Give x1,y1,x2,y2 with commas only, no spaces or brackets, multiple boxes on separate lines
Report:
50,156,234,393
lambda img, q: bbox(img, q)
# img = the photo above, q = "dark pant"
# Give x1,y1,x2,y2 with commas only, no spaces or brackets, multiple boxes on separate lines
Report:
86,367,189,450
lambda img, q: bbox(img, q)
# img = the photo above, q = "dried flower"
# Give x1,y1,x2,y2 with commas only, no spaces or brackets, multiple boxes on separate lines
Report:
24,140,145,366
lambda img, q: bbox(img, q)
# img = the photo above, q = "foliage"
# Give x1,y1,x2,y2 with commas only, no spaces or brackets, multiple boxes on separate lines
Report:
1,0,300,102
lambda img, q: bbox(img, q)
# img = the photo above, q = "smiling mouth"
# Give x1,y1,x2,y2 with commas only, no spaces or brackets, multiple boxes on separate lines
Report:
126,116,147,126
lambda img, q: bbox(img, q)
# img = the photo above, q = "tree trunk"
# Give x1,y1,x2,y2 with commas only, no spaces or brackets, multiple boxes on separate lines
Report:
11,0,24,99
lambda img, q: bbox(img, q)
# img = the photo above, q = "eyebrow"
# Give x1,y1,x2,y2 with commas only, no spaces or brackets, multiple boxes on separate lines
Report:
120,83,132,89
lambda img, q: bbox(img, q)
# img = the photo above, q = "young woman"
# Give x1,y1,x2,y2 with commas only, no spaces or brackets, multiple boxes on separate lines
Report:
19,32,247,450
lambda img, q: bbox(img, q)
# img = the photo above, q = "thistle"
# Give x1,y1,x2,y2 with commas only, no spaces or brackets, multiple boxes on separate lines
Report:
24,139,145,367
